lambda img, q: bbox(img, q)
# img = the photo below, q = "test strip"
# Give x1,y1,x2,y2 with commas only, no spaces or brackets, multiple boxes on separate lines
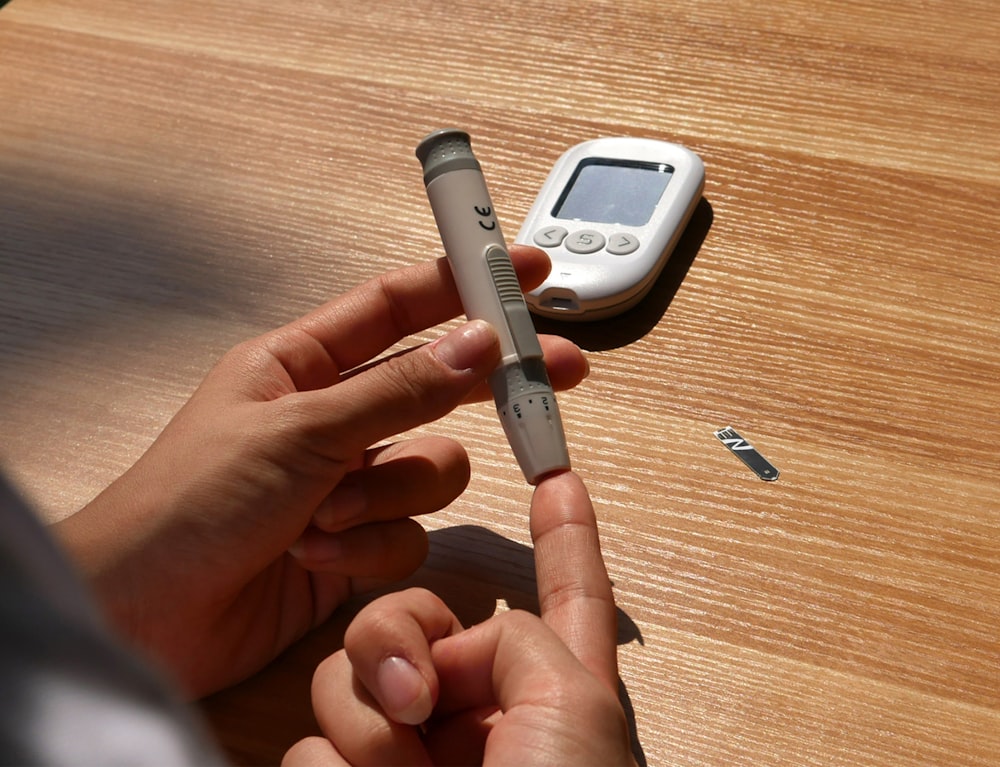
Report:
714,426,780,481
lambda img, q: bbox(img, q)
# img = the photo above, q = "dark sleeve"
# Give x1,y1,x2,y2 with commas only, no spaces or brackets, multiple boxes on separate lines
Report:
0,476,227,766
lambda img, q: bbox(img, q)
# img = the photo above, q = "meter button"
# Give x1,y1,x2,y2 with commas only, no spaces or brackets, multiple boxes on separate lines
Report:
533,226,568,248
565,230,606,254
607,233,640,255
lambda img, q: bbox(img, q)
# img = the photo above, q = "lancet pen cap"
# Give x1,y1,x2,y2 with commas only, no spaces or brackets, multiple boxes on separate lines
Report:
416,129,482,185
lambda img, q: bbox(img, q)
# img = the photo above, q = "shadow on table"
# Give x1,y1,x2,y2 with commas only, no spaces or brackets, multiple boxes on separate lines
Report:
0,164,286,385
532,197,714,352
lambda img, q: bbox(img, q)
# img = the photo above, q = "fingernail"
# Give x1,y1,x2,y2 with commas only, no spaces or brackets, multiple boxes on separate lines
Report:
376,656,432,725
431,320,497,372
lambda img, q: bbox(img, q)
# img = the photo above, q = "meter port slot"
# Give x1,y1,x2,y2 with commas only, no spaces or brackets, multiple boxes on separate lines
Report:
538,289,580,313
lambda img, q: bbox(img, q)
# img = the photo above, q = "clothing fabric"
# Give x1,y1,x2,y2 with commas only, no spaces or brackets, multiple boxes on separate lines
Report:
0,476,224,765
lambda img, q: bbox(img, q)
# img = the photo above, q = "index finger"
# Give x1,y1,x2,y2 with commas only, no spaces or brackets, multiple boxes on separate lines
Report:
530,470,619,692
273,246,553,390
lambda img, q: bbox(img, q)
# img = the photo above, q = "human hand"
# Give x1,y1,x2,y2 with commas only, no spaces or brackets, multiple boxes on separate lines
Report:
283,471,637,767
54,247,589,698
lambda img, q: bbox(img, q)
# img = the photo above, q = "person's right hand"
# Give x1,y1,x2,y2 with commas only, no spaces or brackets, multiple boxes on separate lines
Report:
284,471,637,766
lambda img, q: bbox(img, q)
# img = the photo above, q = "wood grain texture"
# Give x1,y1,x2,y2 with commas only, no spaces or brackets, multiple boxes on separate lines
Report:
1,0,998,765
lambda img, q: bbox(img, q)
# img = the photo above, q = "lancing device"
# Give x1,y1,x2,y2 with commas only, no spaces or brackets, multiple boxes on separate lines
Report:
416,128,570,484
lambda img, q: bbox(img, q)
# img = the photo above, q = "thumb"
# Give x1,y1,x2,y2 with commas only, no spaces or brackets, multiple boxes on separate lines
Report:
294,319,500,458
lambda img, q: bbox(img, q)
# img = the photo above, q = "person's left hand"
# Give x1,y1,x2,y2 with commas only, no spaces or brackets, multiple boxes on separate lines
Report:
54,247,588,698
283,471,635,767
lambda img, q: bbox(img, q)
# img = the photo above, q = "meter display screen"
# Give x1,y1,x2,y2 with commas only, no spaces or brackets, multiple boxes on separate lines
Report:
552,159,674,227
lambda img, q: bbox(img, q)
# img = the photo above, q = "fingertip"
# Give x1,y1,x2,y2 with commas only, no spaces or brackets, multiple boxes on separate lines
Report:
538,335,590,392
509,243,548,261
509,244,552,290
530,469,601,559
531,470,592,520
532,466,573,485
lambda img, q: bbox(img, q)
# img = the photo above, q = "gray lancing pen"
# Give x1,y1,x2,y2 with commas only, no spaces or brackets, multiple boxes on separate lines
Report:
416,129,570,485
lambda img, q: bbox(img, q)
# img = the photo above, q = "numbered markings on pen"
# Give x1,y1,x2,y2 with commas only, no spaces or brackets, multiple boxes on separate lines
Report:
714,426,780,481
505,397,553,420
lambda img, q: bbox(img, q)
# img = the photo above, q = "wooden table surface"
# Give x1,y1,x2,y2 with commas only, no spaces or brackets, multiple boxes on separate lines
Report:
2,1,998,764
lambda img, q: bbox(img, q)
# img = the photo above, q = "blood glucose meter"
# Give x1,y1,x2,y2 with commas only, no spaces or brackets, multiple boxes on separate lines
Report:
515,137,704,320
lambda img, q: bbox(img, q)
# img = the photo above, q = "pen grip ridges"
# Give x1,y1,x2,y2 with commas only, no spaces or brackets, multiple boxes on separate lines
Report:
486,247,522,304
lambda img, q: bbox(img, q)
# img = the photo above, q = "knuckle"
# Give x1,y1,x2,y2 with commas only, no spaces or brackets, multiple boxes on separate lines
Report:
347,587,439,644
370,347,461,418
499,608,546,637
